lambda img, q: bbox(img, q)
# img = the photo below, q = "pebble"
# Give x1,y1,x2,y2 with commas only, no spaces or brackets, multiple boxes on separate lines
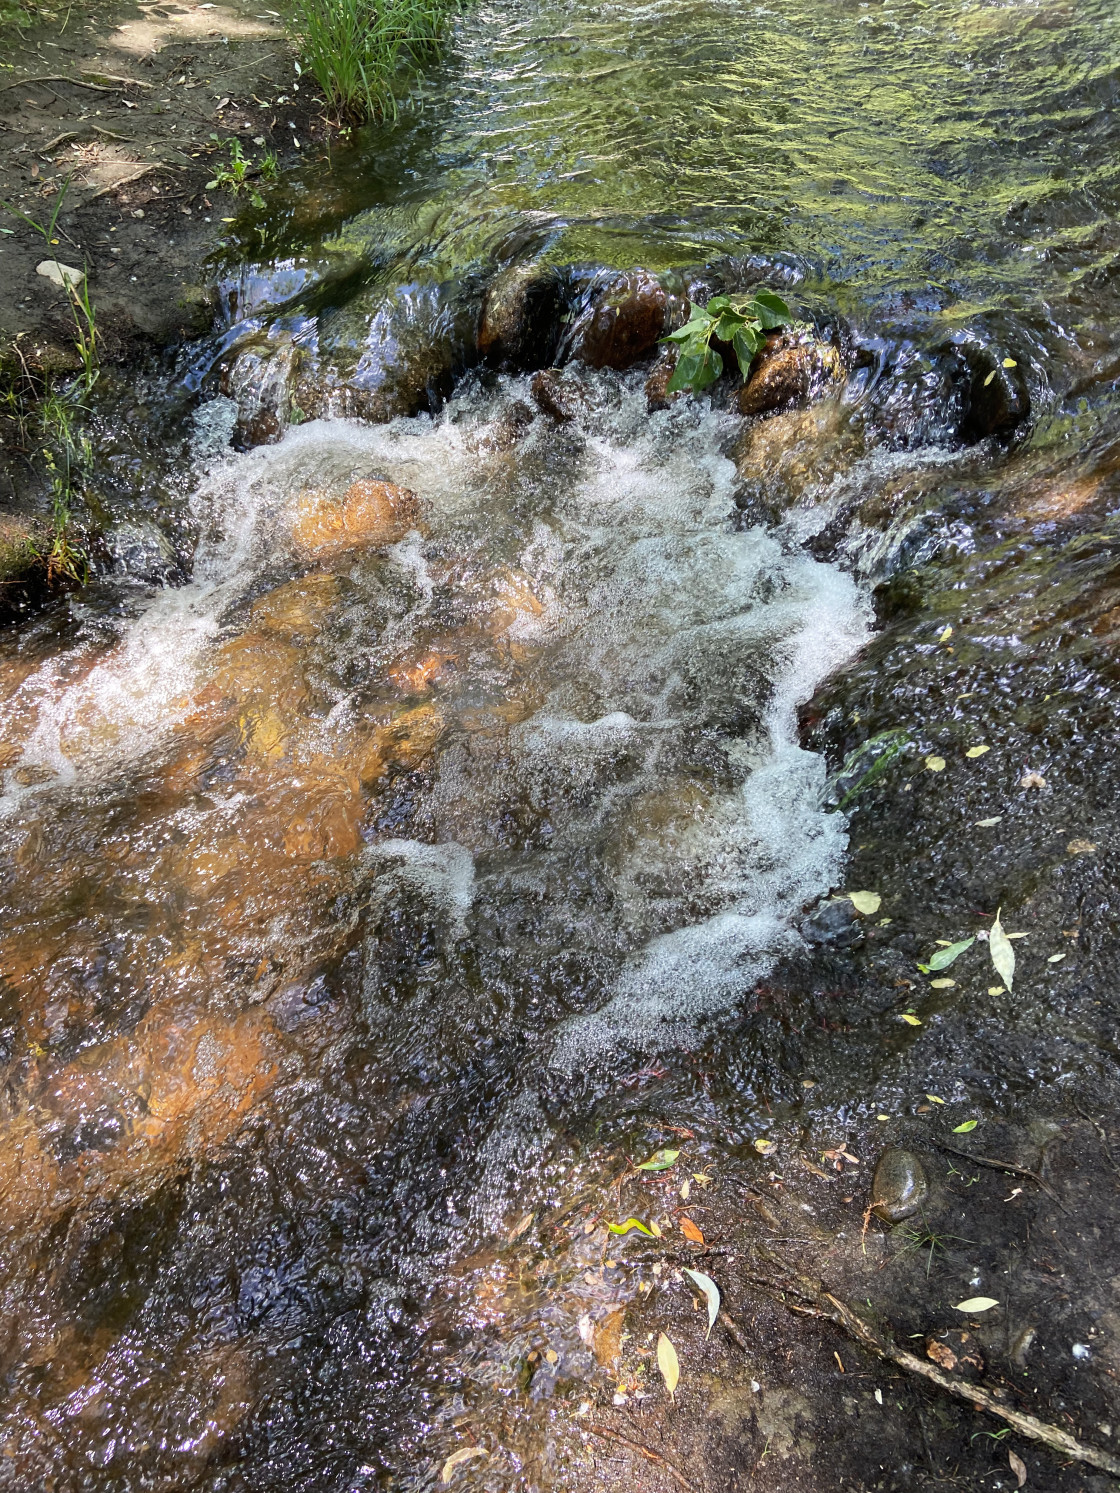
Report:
871,1147,929,1222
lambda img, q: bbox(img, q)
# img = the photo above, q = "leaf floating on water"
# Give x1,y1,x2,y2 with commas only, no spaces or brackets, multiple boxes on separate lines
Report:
953,1119,979,1133
1047,952,1066,964
927,936,975,971
1066,839,1097,855
925,1094,945,1104
983,370,997,386
441,1447,488,1483
929,978,955,989
900,1013,923,1026
1008,1448,1027,1488
507,1211,535,1242
965,745,990,758
1019,770,1046,789
925,755,946,772
989,908,1015,992
1002,357,1018,369
657,1332,680,1398
954,1296,999,1313
848,890,881,915
680,1216,705,1244
987,985,1003,996
937,625,953,642
607,1217,655,1237
637,1148,680,1172
683,1268,721,1337
975,816,1002,827
753,1137,775,1154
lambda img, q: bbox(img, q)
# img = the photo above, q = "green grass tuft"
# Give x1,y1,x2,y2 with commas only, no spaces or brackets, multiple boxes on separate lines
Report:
287,0,458,124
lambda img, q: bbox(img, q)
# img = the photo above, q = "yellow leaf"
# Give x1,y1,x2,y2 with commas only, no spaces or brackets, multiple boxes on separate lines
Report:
1047,953,1066,964
925,755,946,772
1002,357,1017,369
753,1137,775,1154
925,1094,945,1104
929,977,955,988
975,816,1002,826
937,625,952,642
900,1013,922,1026
987,985,1003,995
953,1296,998,1312
441,1447,488,1483
965,745,989,758
657,1333,680,1398
848,890,881,915
983,370,996,386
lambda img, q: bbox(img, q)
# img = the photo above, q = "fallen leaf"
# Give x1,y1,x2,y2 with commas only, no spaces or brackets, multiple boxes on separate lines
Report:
692,1172,713,1186
1019,771,1046,789
930,978,955,989
975,816,1002,826
753,1137,775,1154
937,625,953,642
657,1333,680,1398
848,890,881,915
925,1094,945,1104
679,1216,705,1244
578,1314,595,1347
900,1013,923,1026
965,745,990,758
1002,357,1018,369
680,1178,691,1200
507,1212,534,1242
989,908,1015,992
954,1296,999,1313
983,370,996,386
607,1218,655,1237
928,936,975,970
683,1268,721,1337
1066,839,1097,855
874,1388,883,1404
952,1119,979,1133
1047,953,1066,964
649,1219,663,1237
987,985,1003,995
925,755,946,772
441,1447,488,1482
637,1148,680,1172
1008,1448,1027,1487
545,1348,558,1364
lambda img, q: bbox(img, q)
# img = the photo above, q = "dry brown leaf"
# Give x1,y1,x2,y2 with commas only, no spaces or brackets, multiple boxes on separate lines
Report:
679,1216,705,1244
1008,1449,1027,1487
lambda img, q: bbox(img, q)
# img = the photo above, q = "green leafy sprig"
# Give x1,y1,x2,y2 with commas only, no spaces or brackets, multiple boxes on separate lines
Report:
663,289,792,395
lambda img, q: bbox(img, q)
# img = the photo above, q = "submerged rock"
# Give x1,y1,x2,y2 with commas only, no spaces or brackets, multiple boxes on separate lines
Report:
478,262,566,371
801,897,862,948
961,351,1030,441
291,479,419,560
738,334,842,417
565,269,668,371
871,1148,929,1222
530,368,588,422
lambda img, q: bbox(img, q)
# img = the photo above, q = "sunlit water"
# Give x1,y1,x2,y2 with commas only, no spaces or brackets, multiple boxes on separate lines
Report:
2,0,1120,1485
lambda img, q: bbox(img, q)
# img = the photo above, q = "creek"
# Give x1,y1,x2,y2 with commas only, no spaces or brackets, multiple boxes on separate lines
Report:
2,0,1120,1488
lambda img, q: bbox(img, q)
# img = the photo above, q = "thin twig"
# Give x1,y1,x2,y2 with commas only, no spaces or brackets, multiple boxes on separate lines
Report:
0,75,117,93
935,1141,1064,1206
583,1423,700,1493
86,164,182,200
734,1262,1120,1479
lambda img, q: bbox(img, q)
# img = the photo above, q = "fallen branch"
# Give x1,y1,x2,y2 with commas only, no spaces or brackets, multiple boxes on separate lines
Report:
583,1423,699,1493
0,75,117,93
86,164,183,201
736,1262,1120,1479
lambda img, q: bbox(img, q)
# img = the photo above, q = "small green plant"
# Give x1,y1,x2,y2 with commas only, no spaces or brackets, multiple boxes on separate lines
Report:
894,1224,972,1278
662,289,792,395
206,137,280,208
38,389,90,584
259,149,280,181
288,0,457,124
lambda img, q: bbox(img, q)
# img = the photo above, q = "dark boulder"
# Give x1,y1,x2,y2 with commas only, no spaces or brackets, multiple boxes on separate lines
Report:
738,333,842,417
478,262,567,371
565,269,668,371
871,1148,929,1223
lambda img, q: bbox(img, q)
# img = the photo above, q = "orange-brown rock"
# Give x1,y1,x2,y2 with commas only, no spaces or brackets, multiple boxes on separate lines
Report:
292,479,419,559
738,335,842,417
645,347,682,411
569,269,668,371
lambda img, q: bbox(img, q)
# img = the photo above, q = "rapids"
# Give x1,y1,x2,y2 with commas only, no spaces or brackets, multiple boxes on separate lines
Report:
2,0,1120,1487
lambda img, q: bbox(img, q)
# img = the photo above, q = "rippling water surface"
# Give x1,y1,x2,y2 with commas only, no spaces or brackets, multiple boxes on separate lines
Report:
2,0,1120,1487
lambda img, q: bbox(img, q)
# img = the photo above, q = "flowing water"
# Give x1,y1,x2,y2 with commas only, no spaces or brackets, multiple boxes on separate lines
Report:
3,0,1120,1488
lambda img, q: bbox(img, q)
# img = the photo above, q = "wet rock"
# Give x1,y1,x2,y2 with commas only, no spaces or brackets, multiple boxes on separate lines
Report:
645,348,681,411
566,269,668,371
926,1329,983,1378
478,262,566,371
871,1147,929,1222
801,897,862,948
961,351,1030,441
105,520,179,585
222,334,298,448
530,368,589,422
291,479,419,560
0,513,46,622
738,334,842,417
